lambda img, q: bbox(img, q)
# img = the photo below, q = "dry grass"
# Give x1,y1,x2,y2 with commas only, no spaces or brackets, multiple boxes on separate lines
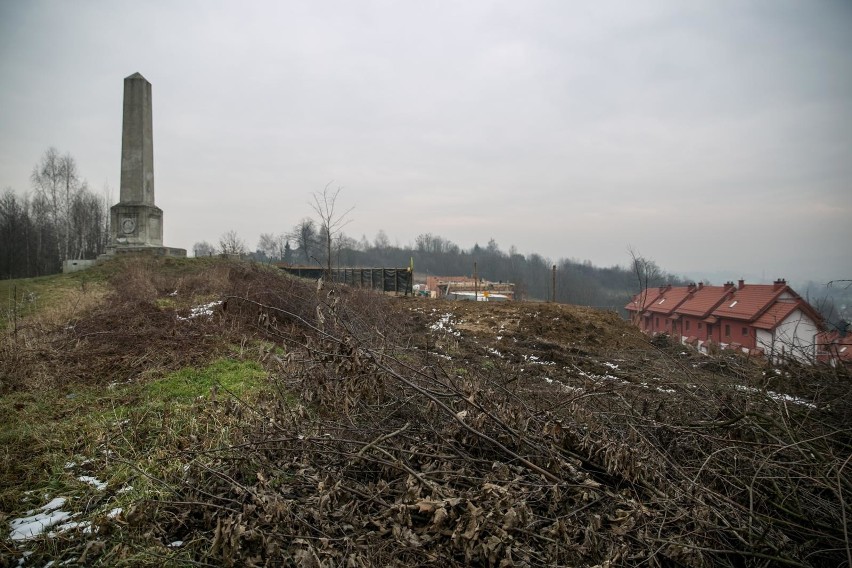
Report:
1,257,849,567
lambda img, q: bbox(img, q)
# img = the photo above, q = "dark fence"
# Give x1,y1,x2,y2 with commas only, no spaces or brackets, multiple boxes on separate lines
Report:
277,266,413,295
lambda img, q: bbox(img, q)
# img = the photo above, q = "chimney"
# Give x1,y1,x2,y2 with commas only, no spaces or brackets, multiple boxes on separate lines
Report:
738,279,745,290
687,282,696,292
773,278,786,291
724,281,735,290
697,282,704,290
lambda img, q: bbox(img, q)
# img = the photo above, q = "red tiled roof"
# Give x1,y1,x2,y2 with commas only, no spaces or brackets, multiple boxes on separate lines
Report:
625,288,663,312
751,301,801,330
645,286,693,316
711,284,786,321
675,285,731,317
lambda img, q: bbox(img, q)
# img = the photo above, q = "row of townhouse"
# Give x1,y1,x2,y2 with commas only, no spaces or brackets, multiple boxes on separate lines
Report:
625,279,823,363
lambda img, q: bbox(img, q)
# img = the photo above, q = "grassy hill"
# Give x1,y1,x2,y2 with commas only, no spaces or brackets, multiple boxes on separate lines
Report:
1,257,849,567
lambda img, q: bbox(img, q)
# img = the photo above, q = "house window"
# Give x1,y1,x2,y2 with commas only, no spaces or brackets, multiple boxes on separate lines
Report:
685,320,690,331
742,327,748,336
725,324,731,337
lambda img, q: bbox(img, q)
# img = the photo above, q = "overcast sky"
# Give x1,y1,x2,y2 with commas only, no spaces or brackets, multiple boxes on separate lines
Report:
1,0,850,285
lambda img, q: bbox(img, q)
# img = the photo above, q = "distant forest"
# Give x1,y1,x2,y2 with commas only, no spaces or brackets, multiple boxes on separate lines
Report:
335,237,686,311
198,222,688,314
0,148,110,279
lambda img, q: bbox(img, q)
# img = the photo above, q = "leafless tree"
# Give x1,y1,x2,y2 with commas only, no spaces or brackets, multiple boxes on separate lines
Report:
257,233,278,261
373,229,390,251
628,246,661,326
193,241,217,257
310,183,353,273
288,218,318,264
219,230,247,256
58,152,81,262
30,147,63,262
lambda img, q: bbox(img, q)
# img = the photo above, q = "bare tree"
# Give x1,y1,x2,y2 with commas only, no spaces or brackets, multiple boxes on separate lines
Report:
374,229,390,251
310,183,353,272
58,152,81,262
30,147,63,262
193,241,217,257
218,230,246,256
257,233,278,261
628,246,661,327
289,218,318,264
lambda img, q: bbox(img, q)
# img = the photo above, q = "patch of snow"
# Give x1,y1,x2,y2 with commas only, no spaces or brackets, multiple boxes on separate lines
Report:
168,540,184,548
177,300,222,321
107,508,122,519
9,498,71,541
429,313,461,336
48,520,92,537
523,354,555,366
486,347,503,358
78,476,107,491
734,385,816,408
117,485,133,494
603,362,619,370
542,376,583,394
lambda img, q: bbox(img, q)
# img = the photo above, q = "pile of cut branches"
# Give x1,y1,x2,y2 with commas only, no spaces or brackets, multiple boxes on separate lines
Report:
127,263,850,567
2,259,849,567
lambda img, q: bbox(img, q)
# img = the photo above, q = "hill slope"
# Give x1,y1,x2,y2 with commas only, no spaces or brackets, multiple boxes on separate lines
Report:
1,257,849,567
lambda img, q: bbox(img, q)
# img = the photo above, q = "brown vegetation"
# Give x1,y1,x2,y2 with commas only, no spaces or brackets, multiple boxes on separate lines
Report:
1,257,849,567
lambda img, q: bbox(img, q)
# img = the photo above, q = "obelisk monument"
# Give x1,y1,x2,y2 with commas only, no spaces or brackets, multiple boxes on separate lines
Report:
106,72,185,257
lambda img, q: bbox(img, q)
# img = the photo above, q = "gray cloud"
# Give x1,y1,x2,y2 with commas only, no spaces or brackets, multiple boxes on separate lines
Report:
1,0,850,284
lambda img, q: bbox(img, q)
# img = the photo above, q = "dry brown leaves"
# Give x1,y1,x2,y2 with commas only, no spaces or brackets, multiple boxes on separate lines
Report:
3,258,849,566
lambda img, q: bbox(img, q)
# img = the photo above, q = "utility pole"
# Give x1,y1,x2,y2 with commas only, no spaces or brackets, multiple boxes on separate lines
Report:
474,261,478,302
551,265,556,303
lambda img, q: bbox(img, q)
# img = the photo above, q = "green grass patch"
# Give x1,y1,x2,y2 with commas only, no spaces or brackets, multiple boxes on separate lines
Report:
0,359,269,507
147,359,267,401
0,355,281,564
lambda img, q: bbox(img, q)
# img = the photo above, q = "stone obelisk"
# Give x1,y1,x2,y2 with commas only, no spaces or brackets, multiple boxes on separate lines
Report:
106,72,185,257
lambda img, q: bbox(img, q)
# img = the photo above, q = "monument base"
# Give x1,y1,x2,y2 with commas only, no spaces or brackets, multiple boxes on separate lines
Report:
98,245,187,263
111,203,164,247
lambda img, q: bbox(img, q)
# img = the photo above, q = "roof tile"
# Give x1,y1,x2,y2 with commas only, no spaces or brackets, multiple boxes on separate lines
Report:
674,285,731,317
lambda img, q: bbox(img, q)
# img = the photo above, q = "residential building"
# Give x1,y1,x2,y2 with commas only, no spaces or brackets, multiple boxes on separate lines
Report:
626,279,823,363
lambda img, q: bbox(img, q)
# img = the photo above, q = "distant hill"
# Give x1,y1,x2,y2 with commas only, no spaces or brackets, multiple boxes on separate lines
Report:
259,236,689,313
